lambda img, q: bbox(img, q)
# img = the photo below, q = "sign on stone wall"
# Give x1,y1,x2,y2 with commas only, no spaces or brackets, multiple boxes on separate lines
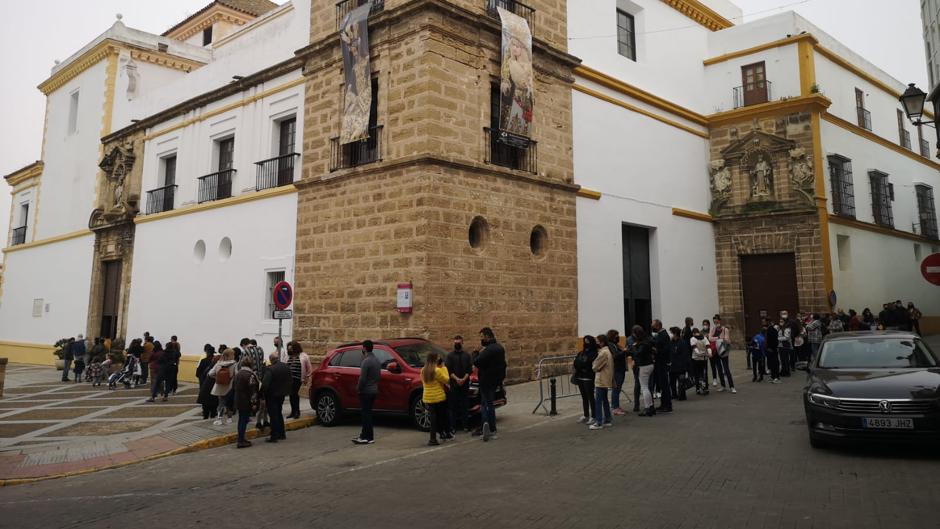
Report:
339,3,373,145
497,6,534,147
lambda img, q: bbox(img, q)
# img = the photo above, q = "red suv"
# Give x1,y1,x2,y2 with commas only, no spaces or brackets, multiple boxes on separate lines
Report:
309,338,507,430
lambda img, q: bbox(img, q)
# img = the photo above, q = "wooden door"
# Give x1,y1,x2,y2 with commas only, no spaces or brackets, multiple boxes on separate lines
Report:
277,118,296,186
740,253,799,340
741,62,768,106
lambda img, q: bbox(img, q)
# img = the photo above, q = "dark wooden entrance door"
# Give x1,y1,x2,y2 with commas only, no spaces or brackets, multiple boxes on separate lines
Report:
740,253,799,340
741,61,768,106
99,261,122,340
622,225,652,334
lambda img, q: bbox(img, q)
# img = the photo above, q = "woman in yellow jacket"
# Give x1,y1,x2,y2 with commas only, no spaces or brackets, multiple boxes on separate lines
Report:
421,351,451,446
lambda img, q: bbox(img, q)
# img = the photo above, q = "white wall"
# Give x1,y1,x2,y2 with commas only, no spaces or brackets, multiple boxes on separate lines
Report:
0,234,95,343
9,187,36,244
125,192,297,353
703,43,800,113
573,89,718,334
111,53,191,129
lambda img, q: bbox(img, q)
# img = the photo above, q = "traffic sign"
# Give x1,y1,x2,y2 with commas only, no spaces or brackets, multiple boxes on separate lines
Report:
921,253,940,286
273,281,293,310
273,310,293,320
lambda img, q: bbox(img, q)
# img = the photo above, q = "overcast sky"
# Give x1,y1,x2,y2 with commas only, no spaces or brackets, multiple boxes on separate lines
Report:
0,0,929,243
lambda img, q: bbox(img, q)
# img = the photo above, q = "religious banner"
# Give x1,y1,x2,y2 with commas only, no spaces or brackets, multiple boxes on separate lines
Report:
497,6,534,147
339,2,373,145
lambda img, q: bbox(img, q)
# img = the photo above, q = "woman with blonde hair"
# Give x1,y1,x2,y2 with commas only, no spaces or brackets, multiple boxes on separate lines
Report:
421,351,451,446
209,348,238,425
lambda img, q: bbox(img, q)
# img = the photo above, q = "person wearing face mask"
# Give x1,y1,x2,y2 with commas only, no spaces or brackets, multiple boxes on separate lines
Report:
472,327,506,441
445,335,473,433
573,335,598,424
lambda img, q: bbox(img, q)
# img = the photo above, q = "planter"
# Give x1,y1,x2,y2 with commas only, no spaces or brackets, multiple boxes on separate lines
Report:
55,358,65,371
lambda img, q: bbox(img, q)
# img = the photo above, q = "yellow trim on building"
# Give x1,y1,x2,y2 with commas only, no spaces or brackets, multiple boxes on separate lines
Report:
703,34,817,66
672,207,714,223
707,93,832,126
129,49,203,74
4,162,43,187
2,229,93,253
821,112,940,171
212,3,294,49
661,0,734,31
809,112,834,303
38,40,120,95
576,187,602,200
101,53,119,138
575,65,708,126
135,184,297,225
0,341,57,367
573,84,709,139
797,38,817,96
165,5,254,42
142,77,305,142
828,214,940,244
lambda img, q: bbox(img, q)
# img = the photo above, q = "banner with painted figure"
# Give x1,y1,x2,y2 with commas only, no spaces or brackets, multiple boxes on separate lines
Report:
497,6,534,147
340,2,373,145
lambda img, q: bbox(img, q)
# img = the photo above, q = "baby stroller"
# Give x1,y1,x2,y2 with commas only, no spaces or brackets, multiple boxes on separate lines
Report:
108,355,139,390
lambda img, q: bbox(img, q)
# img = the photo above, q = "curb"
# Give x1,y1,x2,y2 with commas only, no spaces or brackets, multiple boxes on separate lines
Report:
0,416,317,487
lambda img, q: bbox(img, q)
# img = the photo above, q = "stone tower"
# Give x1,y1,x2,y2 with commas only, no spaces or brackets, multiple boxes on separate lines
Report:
295,0,579,380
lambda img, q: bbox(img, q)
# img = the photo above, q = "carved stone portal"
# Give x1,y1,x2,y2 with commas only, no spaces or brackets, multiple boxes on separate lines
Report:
709,159,732,212
744,149,774,200
90,144,139,230
788,147,815,205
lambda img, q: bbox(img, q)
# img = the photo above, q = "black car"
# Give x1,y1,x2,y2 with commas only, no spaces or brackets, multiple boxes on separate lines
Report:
803,331,940,448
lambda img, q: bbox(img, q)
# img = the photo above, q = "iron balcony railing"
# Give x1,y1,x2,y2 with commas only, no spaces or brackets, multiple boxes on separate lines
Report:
11,225,27,246
256,153,299,191
335,0,384,30
485,0,535,32
330,125,382,171
856,107,872,130
901,129,912,150
198,169,236,204
145,185,177,215
732,80,772,109
485,127,538,174
920,138,930,158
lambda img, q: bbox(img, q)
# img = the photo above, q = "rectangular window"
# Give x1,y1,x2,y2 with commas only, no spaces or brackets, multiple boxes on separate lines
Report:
827,155,855,218
265,270,286,319
869,170,893,227
278,118,297,156
616,10,636,61
919,125,930,157
218,137,234,171
486,82,537,173
68,90,80,134
916,184,939,240
19,202,29,227
331,78,381,170
898,109,912,149
161,155,177,187
202,26,213,46
855,88,871,130
836,235,851,271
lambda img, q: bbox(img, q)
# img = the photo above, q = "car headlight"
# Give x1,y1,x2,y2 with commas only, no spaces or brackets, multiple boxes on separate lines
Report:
807,392,839,409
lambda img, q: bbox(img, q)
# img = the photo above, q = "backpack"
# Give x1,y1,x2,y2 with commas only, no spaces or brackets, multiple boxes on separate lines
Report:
215,364,232,385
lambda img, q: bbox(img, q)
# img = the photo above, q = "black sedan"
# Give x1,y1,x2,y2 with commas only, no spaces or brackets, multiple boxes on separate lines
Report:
803,331,940,448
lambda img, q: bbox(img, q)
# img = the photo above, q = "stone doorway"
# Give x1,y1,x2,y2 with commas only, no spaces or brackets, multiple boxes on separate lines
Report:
99,260,122,340
622,225,652,333
740,253,799,339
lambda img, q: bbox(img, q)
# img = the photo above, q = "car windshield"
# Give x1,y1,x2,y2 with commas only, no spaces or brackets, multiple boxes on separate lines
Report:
818,338,939,369
393,342,448,368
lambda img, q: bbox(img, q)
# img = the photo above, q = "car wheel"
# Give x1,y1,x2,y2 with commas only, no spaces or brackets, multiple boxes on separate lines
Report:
315,391,341,427
410,395,431,432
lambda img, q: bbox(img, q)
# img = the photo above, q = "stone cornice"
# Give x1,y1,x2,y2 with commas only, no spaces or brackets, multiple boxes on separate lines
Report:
821,112,940,171
706,93,832,126
37,40,121,95
829,214,939,244
703,33,818,66
4,162,43,187
576,65,707,126
164,5,253,42
661,0,734,32
129,48,204,73
2,229,93,253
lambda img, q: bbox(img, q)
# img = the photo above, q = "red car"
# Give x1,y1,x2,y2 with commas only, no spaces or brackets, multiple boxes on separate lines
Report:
309,338,507,430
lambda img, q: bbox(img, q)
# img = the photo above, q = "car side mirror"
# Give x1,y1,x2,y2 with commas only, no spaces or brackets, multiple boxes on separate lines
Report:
386,361,401,374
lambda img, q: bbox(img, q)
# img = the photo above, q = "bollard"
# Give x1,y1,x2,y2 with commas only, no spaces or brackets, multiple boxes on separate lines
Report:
549,377,558,416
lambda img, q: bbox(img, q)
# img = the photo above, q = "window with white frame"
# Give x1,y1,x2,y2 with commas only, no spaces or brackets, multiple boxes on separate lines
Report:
616,9,636,61
265,270,286,319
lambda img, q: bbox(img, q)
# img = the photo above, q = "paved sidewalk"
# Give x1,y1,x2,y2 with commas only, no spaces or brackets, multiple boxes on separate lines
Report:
0,364,314,483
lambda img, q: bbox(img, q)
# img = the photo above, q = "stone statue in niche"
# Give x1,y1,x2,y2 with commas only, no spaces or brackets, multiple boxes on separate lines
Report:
749,153,773,198
709,159,732,213
788,147,815,205
89,144,139,230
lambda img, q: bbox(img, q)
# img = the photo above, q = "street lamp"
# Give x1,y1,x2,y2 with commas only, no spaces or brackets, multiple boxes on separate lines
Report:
900,83,938,156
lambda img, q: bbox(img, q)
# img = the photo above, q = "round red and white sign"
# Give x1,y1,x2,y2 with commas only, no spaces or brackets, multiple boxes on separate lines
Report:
921,253,940,286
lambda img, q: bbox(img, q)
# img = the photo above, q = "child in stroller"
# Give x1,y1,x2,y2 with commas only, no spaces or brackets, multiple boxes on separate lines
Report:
108,355,139,390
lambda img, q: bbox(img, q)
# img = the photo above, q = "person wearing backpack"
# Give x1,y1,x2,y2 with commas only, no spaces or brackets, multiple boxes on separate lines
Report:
209,349,238,425
234,355,260,448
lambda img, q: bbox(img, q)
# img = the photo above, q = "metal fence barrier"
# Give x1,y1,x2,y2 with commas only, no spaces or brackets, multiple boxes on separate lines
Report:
532,353,632,416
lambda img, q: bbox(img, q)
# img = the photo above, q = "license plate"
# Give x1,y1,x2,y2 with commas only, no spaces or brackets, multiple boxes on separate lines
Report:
863,417,914,429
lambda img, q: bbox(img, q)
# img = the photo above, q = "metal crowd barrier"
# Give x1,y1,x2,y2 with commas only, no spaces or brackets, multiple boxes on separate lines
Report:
531,353,633,416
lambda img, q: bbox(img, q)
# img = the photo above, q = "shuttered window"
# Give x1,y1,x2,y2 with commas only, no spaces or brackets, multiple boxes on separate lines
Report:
869,170,893,228
916,184,939,240
827,155,855,218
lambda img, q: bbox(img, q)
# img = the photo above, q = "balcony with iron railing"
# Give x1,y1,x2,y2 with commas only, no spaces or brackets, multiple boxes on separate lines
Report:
11,225,27,246
198,169,236,204
732,80,772,109
900,129,912,150
856,107,872,130
145,185,177,215
485,0,535,31
484,127,537,174
256,153,300,191
335,0,384,30
330,126,382,171
920,138,930,158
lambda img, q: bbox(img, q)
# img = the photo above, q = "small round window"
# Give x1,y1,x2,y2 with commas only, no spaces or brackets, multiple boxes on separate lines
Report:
219,237,232,262
468,216,489,251
193,240,206,264
530,225,548,258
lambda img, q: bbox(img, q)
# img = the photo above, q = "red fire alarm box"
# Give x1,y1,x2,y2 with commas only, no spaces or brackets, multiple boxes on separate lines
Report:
396,282,413,313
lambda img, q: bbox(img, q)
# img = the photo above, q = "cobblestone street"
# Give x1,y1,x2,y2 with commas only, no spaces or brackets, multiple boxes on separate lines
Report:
1,344,938,529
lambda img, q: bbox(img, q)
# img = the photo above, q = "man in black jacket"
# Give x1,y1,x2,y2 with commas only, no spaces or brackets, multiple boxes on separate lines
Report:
763,318,781,383
472,327,506,441
445,335,472,433
262,353,292,443
651,320,673,413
